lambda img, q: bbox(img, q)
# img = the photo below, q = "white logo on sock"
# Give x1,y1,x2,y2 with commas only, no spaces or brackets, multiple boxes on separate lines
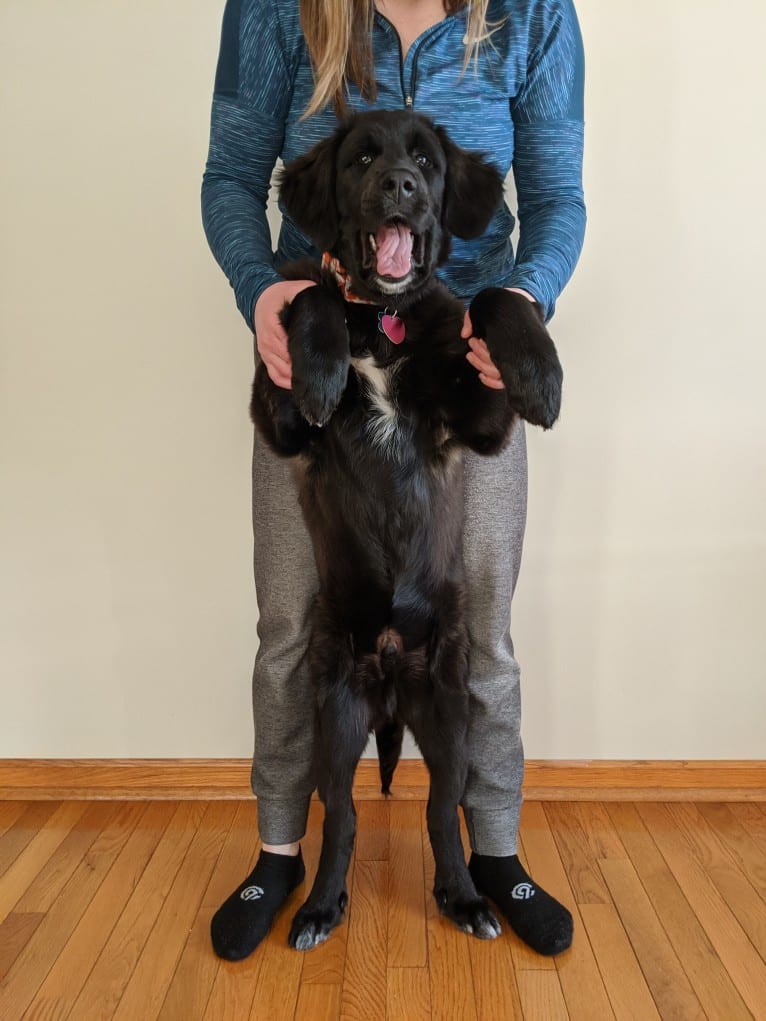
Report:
241,885,264,901
511,882,536,901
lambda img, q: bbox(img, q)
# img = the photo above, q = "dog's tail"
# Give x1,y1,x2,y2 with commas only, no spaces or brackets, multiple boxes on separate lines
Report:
375,719,404,795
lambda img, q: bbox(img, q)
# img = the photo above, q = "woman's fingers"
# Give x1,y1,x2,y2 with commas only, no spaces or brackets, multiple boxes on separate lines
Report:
460,310,473,339
262,352,291,387
467,348,501,378
268,364,292,389
466,349,502,380
257,329,292,388
478,373,506,390
254,279,317,390
466,337,505,390
260,333,292,370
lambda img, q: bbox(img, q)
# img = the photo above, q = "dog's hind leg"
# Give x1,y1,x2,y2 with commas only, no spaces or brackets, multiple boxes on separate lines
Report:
402,598,501,940
289,623,369,951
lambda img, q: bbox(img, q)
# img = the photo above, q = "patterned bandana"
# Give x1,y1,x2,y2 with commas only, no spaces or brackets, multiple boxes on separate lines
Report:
321,252,377,305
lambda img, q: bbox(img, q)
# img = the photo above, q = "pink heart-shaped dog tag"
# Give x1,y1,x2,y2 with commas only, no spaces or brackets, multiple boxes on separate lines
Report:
379,313,406,344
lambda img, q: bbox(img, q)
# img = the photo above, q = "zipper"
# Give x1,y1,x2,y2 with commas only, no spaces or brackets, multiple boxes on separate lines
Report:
375,11,411,108
374,11,454,110
408,46,424,107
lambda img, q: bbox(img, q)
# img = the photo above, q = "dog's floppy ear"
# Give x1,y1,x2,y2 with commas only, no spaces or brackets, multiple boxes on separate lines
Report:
278,134,340,251
434,126,504,240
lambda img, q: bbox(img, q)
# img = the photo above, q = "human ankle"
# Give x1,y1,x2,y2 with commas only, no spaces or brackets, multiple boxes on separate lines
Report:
262,841,300,855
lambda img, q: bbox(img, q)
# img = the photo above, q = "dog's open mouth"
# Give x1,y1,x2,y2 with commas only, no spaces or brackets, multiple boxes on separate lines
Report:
361,222,425,283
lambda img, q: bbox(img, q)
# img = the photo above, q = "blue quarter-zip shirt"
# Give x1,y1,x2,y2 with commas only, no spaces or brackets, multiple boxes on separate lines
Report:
202,0,586,324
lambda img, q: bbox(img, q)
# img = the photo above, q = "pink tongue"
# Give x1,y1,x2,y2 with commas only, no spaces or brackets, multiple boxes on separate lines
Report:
375,223,413,278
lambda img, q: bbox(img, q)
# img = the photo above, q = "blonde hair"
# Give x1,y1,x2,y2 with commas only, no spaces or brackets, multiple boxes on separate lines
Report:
300,0,495,118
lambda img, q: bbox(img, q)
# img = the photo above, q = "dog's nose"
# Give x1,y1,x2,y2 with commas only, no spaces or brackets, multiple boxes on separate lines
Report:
381,169,417,204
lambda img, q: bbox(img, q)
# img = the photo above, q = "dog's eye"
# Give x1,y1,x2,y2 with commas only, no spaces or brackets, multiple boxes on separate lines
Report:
355,152,374,167
413,152,433,169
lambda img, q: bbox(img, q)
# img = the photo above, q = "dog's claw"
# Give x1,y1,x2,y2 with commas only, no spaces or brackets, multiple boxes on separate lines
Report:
290,918,333,951
291,358,349,429
476,910,503,940
288,895,348,951
435,890,501,940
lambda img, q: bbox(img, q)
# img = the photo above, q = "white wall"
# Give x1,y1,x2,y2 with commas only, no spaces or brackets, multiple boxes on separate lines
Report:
1,1,764,760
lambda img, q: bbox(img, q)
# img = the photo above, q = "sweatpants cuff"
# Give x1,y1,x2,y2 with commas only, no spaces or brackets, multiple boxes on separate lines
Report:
463,805,520,856
256,794,312,845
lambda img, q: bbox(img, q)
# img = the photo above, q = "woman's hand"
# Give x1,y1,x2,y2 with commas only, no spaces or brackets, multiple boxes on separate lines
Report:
254,280,317,389
461,287,536,390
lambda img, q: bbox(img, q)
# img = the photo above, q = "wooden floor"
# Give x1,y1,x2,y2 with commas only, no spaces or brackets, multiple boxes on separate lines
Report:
1,800,765,1020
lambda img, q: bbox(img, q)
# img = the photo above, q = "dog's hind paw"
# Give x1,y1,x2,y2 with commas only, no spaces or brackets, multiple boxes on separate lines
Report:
288,895,347,951
289,916,333,951
435,890,502,940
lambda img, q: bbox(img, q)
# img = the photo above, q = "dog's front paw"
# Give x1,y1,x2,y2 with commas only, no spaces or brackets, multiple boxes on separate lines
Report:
281,284,350,427
434,887,501,940
291,357,349,427
469,288,563,430
288,891,348,951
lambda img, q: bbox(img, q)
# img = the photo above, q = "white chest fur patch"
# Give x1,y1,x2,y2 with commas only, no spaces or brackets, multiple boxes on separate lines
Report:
351,356,406,454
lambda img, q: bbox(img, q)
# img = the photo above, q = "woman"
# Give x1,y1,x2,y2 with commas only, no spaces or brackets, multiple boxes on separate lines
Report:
202,0,585,961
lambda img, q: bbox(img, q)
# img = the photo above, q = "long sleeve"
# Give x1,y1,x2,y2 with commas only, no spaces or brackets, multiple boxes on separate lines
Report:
506,0,586,321
201,0,294,330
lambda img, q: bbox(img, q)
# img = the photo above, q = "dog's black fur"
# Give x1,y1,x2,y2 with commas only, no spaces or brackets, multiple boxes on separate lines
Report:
250,110,562,950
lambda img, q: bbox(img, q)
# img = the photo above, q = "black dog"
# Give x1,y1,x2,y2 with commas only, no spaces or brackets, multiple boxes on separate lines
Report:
250,110,562,950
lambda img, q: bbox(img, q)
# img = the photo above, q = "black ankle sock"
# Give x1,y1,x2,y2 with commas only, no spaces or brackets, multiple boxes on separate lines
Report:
210,848,305,961
468,853,573,956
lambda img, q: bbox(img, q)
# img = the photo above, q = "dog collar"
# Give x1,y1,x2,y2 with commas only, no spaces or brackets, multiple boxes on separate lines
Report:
321,252,376,305
321,252,406,344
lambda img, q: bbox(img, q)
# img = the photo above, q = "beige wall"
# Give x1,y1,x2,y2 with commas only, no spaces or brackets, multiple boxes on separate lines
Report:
1,1,764,760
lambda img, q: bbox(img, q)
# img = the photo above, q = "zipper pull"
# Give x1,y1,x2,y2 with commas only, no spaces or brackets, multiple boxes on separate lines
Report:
405,95,413,108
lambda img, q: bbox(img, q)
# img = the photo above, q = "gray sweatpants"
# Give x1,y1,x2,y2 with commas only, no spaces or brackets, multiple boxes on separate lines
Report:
250,419,528,857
